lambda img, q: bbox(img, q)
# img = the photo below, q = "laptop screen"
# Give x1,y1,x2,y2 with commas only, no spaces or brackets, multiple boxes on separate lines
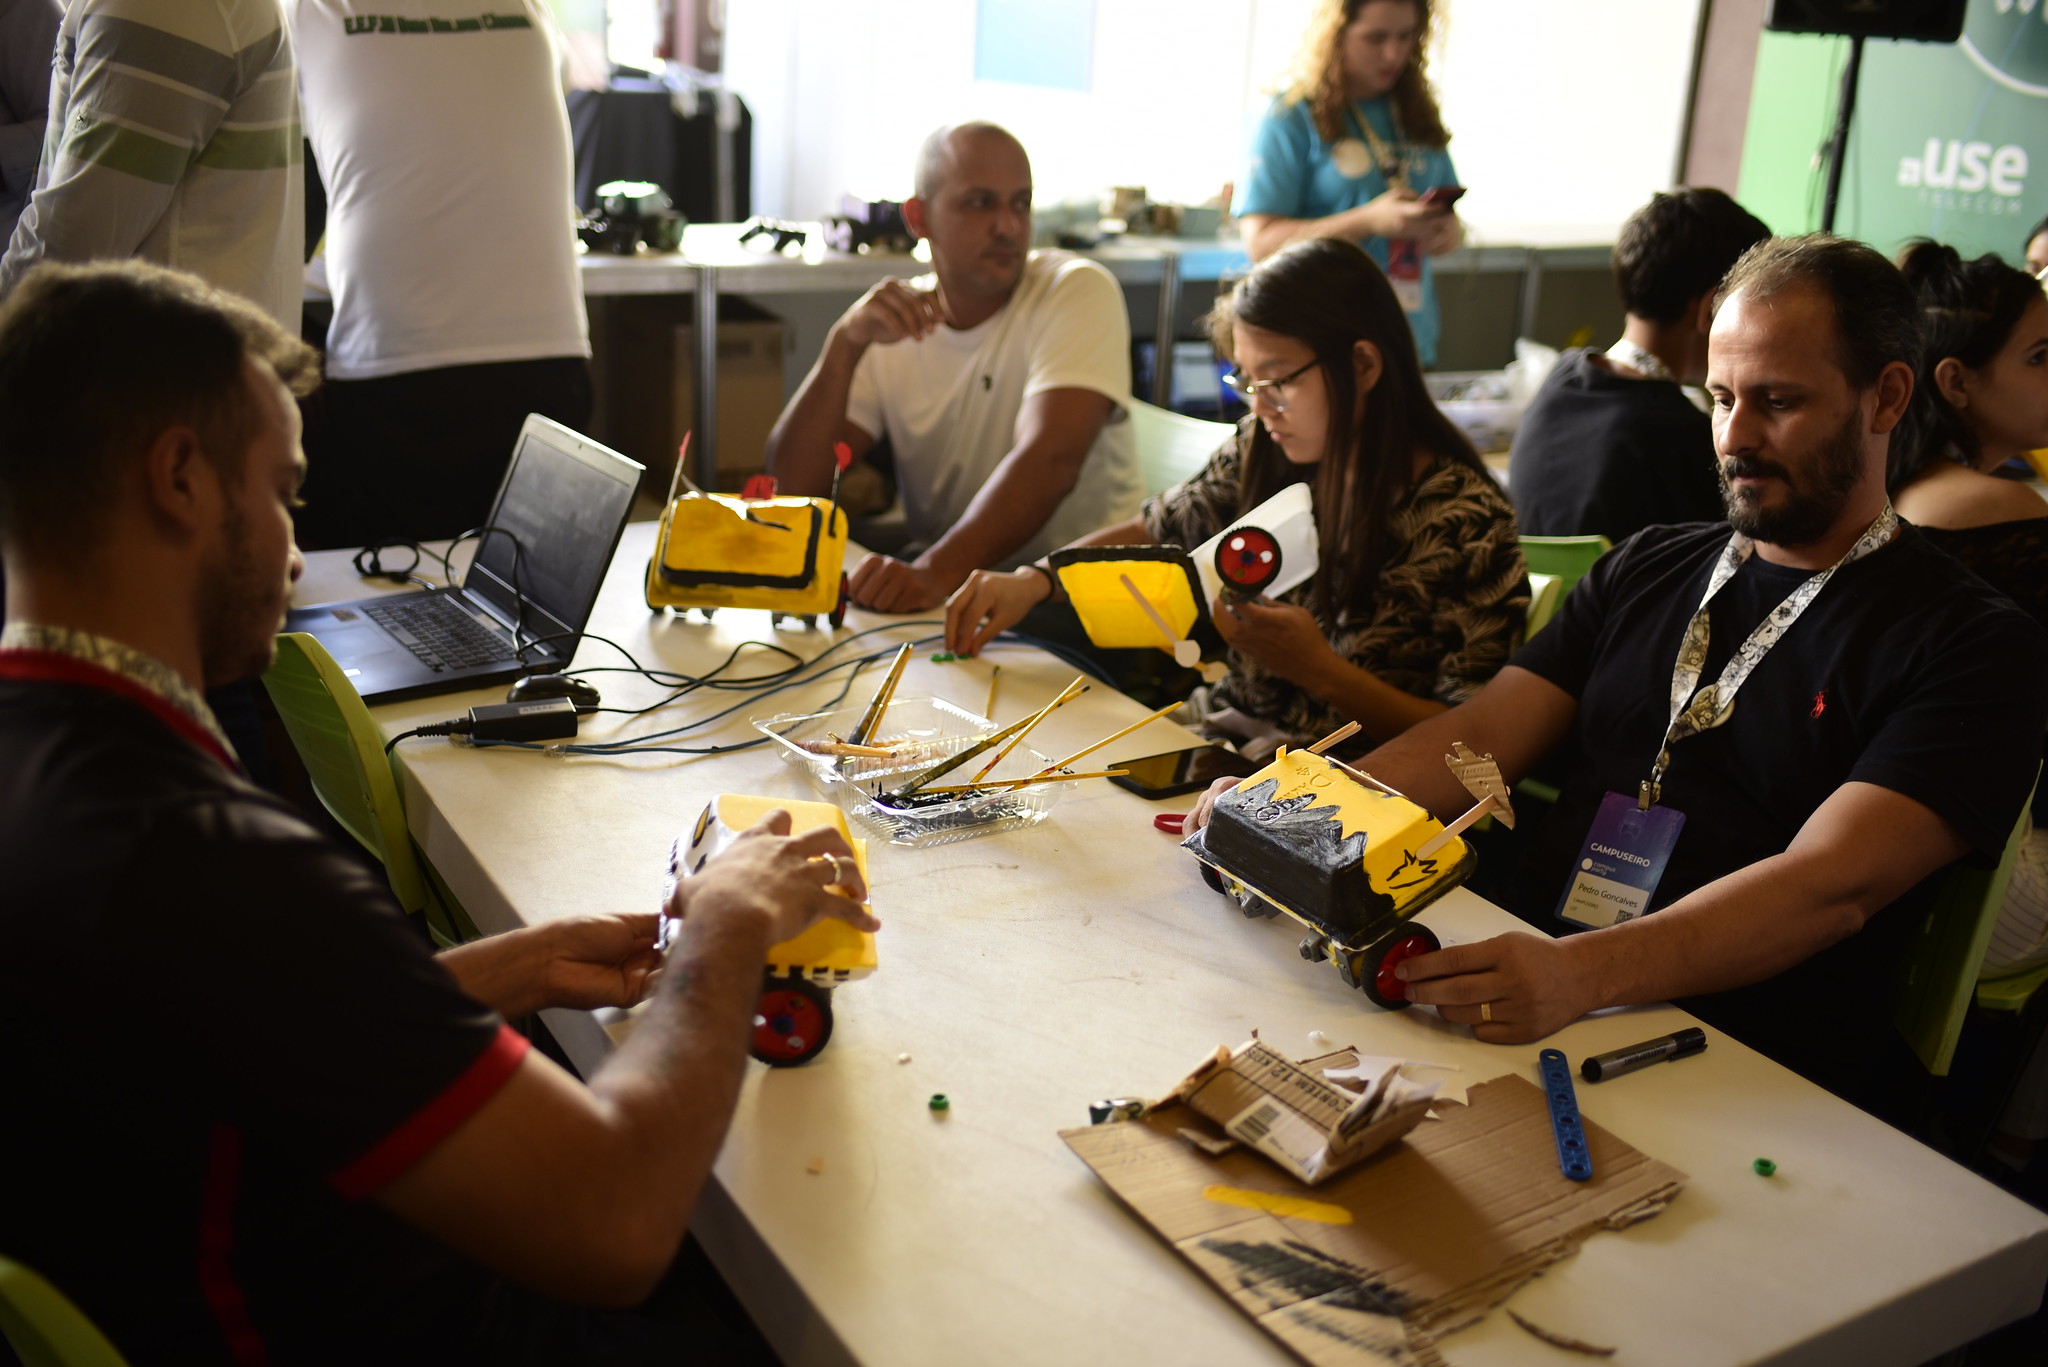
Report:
465,420,640,645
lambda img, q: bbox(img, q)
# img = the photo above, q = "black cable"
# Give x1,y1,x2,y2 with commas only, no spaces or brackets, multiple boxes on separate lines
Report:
563,628,942,752
448,524,531,649
385,719,469,754
398,618,1012,761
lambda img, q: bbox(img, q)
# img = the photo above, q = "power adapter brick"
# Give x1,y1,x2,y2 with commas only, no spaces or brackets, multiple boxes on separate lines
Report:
464,696,580,742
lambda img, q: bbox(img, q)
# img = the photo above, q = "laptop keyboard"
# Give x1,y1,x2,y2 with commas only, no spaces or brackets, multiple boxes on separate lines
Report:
364,596,519,672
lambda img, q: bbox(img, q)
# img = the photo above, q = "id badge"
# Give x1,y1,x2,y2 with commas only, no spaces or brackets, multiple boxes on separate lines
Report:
1385,238,1424,313
1556,791,1686,929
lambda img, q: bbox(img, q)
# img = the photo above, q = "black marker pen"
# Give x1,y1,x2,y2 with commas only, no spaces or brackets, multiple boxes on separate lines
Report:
1580,1027,1707,1082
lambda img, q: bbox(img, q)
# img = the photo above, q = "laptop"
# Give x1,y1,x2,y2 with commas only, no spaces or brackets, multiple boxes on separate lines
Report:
286,414,644,705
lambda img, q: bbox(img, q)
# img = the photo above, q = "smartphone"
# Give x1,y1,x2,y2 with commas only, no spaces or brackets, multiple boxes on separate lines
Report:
1418,185,1466,210
1110,744,1260,800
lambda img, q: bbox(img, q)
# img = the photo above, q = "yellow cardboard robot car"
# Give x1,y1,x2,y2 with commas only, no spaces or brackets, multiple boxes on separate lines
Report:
644,439,851,627
668,794,877,1066
1182,737,1511,1009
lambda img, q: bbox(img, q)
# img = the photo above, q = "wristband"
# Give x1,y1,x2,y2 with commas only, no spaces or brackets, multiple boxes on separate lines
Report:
1023,562,1060,603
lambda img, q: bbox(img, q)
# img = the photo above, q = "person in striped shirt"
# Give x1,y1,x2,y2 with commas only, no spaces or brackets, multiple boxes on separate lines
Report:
0,0,302,331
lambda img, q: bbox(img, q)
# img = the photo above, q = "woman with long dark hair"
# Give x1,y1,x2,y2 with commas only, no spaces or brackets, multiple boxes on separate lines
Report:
1889,239,2048,1170
1235,0,1462,365
943,237,1526,753
1889,241,2048,598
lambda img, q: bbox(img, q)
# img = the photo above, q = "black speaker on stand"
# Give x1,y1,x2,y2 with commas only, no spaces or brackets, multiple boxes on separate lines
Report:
1764,0,1967,231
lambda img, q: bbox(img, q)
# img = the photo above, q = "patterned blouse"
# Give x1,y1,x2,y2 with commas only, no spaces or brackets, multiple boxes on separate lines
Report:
1142,418,1527,748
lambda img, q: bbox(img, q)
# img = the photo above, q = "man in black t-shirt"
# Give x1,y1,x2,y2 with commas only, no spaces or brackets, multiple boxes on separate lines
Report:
0,261,881,1362
1509,188,1769,541
1192,234,2048,1108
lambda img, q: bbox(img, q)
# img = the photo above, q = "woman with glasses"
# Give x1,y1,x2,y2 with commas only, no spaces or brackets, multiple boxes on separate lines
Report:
943,237,1526,755
1234,0,1461,366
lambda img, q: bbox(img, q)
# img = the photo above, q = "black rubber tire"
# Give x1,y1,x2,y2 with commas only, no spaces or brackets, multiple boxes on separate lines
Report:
829,573,849,629
750,975,835,1066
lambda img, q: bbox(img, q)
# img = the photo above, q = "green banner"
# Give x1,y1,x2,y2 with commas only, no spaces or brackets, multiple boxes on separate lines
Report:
1737,0,2046,263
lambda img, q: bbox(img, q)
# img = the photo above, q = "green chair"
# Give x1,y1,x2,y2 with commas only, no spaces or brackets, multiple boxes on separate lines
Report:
1518,534,1611,600
1523,571,1563,640
1127,398,1233,497
1977,960,2048,1016
1895,776,2037,1076
0,1257,131,1367
261,632,474,947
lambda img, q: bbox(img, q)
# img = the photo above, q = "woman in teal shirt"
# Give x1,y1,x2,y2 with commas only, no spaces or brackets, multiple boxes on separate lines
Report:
1236,0,1461,365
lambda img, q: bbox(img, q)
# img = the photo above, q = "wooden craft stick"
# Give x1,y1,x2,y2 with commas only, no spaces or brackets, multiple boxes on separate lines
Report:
920,769,1130,796
849,643,913,745
1030,700,1184,779
1118,573,1183,653
1306,721,1361,755
969,676,1088,782
1327,755,1403,797
984,666,1002,720
1415,794,1499,860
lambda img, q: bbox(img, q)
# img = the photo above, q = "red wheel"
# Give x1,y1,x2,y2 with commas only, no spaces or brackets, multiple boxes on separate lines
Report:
1215,525,1282,596
1356,925,1441,1010
751,976,834,1066
1199,860,1226,893
829,572,849,629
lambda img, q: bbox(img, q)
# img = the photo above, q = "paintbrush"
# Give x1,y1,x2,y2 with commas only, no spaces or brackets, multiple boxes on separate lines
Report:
918,769,1131,796
984,665,1002,719
968,675,1089,783
801,740,897,758
848,642,913,746
1026,699,1184,779
881,708,1050,800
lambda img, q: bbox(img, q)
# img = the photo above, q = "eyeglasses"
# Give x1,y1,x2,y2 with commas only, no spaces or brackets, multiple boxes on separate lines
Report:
1222,357,1319,412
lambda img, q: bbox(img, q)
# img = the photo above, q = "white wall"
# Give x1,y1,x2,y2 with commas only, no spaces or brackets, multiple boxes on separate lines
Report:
725,0,1703,242
1428,0,1704,243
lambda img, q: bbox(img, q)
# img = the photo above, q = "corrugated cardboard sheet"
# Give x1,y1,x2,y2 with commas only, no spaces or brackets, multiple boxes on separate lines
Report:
1063,1072,1685,1366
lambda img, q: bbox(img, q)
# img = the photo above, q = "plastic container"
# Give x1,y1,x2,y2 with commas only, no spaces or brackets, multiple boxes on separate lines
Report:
752,697,1074,847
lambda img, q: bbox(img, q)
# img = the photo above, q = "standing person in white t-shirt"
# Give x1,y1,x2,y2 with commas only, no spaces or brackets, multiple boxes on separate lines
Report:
288,0,591,550
765,122,1139,613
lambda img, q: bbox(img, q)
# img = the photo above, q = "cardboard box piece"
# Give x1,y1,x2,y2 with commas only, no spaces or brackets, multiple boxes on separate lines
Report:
1063,1068,1685,1367
1166,1040,1438,1186
614,297,789,494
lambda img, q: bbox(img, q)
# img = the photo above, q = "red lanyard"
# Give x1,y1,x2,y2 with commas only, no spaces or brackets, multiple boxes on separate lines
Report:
0,649,237,772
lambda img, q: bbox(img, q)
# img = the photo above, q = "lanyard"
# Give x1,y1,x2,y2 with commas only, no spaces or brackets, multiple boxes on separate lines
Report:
1344,102,1407,187
0,649,238,772
1639,504,1899,810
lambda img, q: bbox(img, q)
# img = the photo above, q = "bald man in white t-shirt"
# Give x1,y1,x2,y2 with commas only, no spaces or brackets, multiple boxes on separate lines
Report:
765,122,1140,613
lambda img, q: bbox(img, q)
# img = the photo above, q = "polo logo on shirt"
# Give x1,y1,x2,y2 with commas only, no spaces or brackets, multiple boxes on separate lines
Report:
342,12,532,36
1810,688,1829,719
982,374,992,391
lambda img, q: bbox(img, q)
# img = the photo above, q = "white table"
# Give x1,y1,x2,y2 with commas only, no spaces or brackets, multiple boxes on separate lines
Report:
295,524,2048,1367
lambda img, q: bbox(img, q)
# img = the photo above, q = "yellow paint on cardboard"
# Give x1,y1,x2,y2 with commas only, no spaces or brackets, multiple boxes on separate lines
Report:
1056,558,1201,649
1201,1184,1354,1225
